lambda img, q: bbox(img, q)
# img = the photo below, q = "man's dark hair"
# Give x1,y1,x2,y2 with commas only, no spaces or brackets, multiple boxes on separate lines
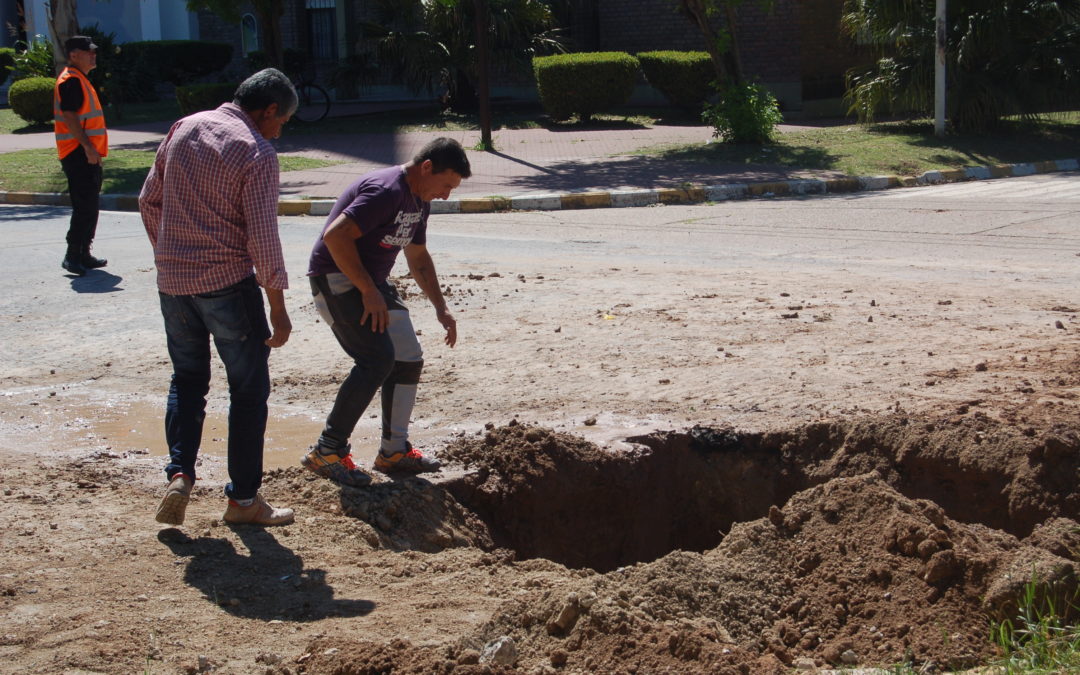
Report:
234,68,298,117
414,137,471,178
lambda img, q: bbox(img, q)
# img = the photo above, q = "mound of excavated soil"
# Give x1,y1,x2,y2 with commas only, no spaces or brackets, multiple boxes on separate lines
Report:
291,413,1080,674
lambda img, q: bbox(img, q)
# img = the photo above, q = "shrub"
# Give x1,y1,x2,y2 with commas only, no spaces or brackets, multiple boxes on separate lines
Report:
0,47,15,85
533,52,639,122
8,76,56,125
77,24,131,106
11,35,54,80
175,82,237,116
702,82,783,144
637,51,713,110
122,40,233,87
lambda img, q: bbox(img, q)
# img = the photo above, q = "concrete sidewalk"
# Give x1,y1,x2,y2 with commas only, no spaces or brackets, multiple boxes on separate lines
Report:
2,103,1077,215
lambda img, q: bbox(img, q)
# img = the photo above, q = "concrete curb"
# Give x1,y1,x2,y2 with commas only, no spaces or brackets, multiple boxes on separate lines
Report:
2,158,1076,216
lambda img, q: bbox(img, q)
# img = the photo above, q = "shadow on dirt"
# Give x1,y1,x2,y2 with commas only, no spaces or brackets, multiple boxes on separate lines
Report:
157,527,376,621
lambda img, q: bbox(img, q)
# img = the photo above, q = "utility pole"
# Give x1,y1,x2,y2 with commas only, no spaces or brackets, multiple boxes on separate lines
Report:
934,0,946,137
473,0,493,151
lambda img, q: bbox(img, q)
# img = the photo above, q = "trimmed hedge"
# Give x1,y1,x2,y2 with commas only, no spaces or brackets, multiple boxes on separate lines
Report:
0,47,14,86
176,82,237,116
533,52,640,122
637,51,714,110
8,76,55,125
122,40,233,87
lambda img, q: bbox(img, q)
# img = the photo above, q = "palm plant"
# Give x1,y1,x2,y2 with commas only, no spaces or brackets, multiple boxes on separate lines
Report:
842,0,1080,132
362,0,565,111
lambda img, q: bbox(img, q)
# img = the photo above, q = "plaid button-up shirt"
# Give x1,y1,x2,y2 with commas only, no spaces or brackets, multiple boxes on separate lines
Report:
139,103,288,295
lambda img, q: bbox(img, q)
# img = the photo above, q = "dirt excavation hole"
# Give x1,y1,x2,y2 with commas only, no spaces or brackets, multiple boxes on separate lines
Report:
289,411,1080,672
439,415,1080,574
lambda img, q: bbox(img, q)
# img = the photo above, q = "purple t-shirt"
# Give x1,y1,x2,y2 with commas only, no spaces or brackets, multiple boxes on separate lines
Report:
308,166,430,283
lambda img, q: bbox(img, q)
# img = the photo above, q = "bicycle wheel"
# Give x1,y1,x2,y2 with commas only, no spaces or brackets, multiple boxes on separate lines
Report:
292,83,330,123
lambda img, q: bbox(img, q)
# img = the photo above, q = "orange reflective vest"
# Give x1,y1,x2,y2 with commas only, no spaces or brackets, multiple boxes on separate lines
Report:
53,66,108,160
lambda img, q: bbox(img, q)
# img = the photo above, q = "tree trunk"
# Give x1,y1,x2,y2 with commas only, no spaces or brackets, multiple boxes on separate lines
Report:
473,0,492,150
254,0,284,68
46,0,79,76
677,0,743,86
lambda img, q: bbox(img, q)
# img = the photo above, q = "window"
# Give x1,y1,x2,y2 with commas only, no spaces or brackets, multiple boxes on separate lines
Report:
305,0,336,60
241,14,259,55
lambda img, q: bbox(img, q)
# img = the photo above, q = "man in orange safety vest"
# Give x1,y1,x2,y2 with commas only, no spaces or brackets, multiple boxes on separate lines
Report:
54,35,109,277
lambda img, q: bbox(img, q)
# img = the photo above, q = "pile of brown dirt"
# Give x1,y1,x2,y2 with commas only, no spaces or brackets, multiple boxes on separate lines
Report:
292,413,1079,674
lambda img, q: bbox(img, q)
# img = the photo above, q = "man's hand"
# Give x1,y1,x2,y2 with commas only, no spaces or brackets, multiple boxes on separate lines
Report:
361,288,389,333
84,145,102,165
437,307,457,348
265,306,292,348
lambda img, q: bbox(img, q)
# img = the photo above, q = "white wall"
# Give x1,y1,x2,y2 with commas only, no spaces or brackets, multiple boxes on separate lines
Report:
24,0,196,44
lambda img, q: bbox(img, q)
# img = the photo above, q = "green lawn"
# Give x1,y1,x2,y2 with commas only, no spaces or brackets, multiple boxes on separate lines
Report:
636,114,1080,178
0,148,343,194
3,98,1078,193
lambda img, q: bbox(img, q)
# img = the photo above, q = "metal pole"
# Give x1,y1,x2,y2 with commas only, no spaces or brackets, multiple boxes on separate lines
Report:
934,0,946,137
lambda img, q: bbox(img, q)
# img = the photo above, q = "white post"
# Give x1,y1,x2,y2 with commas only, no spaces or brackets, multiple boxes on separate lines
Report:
935,0,946,137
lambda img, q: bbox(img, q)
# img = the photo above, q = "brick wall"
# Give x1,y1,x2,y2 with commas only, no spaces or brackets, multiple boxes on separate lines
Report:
196,9,246,77
798,0,870,99
591,0,800,82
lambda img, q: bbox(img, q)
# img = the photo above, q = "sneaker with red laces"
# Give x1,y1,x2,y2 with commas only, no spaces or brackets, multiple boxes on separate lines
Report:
374,443,442,474
300,444,372,487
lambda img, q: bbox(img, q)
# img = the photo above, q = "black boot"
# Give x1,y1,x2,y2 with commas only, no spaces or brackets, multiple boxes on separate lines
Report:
80,246,107,269
62,248,87,276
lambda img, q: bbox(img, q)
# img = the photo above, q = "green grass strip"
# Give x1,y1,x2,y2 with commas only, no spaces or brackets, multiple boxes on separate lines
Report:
0,148,344,195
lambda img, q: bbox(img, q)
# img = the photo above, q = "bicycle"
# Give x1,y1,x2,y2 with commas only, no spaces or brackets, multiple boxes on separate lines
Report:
291,69,331,123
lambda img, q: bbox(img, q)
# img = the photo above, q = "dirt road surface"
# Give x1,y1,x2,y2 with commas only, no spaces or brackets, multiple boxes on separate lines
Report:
1,173,1079,674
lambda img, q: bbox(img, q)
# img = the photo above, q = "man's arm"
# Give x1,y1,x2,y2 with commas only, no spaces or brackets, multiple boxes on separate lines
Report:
138,136,169,247
322,213,389,332
239,152,291,346
404,242,456,348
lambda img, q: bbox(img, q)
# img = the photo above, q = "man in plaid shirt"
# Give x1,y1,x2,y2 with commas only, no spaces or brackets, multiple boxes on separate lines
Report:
140,69,296,528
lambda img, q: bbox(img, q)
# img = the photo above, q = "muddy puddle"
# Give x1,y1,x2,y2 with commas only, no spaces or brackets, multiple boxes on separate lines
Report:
0,391,325,469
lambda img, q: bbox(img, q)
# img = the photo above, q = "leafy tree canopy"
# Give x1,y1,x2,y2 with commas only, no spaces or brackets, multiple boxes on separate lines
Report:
843,0,1080,132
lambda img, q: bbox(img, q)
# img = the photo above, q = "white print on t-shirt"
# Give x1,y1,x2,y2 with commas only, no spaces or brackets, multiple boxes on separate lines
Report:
380,208,422,248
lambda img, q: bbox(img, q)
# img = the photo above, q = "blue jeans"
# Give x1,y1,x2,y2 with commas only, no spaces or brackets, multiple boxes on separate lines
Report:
159,275,271,500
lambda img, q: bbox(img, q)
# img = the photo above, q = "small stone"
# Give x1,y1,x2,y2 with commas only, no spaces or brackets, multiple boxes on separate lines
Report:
480,636,517,666
583,417,597,426
841,649,858,665
1055,320,1065,329
550,649,568,666
457,649,481,665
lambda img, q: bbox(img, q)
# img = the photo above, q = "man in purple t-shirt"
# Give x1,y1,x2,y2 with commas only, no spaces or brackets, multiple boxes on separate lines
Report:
302,138,471,484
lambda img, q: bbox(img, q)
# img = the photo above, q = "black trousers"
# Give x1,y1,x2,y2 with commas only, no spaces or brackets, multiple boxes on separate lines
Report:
60,145,103,257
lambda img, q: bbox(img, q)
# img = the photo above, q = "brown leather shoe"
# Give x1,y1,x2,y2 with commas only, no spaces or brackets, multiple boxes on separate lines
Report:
223,495,294,526
155,474,193,525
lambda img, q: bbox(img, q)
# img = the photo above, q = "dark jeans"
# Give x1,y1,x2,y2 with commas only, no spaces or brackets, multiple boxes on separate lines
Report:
159,276,271,500
310,274,423,454
59,146,103,257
